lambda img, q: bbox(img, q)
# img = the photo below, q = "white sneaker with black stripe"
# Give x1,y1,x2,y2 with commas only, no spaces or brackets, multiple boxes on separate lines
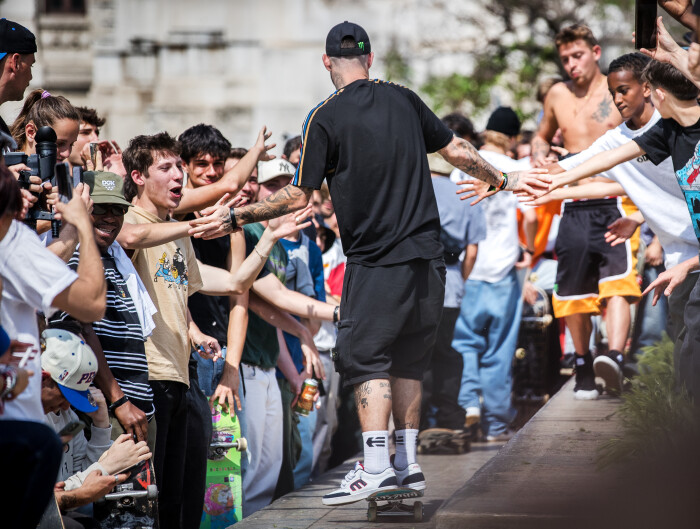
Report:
321,462,398,505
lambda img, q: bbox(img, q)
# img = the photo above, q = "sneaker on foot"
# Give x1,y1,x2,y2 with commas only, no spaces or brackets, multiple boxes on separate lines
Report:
464,406,481,428
594,350,624,395
322,462,398,505
485,428,515,442
574,352,599,400
390,455,426,491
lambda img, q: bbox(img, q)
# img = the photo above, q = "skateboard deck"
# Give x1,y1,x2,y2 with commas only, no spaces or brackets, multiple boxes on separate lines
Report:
366,488,424,522
200,404,247,529
37,494,65,529
93,459,159,529
417,428,471,455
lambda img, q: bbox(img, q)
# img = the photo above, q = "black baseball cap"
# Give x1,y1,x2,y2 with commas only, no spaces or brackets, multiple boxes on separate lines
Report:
326,21,371,57
486,107,521,137
0,18,37,61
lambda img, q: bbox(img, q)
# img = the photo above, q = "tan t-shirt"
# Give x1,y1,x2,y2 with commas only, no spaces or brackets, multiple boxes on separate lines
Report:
125,205,203,386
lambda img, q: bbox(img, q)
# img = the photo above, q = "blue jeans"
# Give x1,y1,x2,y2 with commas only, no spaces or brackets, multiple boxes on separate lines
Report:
195,346,227,397
293,410,318,489
453,269,522,437
632,264,669,354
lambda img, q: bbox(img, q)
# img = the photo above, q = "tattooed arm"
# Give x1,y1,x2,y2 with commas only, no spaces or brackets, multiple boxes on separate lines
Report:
439,136,552,199
188,184,313,240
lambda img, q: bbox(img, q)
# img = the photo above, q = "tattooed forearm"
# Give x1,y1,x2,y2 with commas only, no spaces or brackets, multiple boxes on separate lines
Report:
439,137,502,187
234,184,312,226
531,136,551,162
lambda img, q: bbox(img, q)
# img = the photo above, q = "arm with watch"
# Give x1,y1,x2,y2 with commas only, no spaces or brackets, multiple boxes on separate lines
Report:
83,323,149,443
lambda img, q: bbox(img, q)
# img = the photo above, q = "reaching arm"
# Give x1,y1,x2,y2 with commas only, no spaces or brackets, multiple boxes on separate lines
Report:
248,293,325,379
548,142,643,191
51,195,107,322
529,181,627,205
439,136,551,196
174,126,276,215
116,221,192,250
188,184,313,240
531,88,561,167
640,16,700,89
252,273,335,322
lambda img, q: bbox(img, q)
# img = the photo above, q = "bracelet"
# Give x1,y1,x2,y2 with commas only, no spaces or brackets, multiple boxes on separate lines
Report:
333,306,340,324
524,248,535,256
108,395,129,412
488,172,509,192
1,366,17,401
229,208,238,230
254,246,268,260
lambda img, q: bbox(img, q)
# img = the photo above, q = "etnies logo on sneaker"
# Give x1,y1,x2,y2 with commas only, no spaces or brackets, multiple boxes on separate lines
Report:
349,479,367,491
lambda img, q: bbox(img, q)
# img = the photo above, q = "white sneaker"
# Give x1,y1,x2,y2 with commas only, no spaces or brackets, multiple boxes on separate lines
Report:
465,406,481,428
393,461,426,491
322,462,398,505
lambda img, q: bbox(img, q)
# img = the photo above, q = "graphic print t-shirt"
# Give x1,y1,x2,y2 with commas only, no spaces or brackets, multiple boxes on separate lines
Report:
292,79,454,266
634,117,700,246
125,205,203,386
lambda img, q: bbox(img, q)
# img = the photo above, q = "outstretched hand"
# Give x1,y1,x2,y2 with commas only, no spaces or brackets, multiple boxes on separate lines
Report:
267,204,313,240
254,126,277,162
455,178,497,205
638,17,681,65
604,217,640,246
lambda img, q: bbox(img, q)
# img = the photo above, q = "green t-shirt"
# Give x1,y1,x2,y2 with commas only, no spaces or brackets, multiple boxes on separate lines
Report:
242,223,288,368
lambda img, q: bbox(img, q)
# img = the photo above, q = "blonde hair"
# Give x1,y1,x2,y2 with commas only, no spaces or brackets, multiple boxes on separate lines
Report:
480,130,511,152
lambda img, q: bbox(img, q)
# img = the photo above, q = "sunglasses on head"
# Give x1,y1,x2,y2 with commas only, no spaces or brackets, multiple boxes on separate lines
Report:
92,204,128,216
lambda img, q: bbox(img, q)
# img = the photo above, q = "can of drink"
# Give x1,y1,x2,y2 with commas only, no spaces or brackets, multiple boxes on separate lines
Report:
293,378,319,416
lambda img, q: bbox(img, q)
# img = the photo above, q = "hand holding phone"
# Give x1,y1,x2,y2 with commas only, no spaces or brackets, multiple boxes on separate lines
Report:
636,0,658,50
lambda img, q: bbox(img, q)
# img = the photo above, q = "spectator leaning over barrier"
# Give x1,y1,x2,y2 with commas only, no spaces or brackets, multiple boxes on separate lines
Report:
40,329,151,522
48,171,158,453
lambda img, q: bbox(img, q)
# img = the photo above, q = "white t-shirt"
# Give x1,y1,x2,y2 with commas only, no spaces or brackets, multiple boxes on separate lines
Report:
450,150,523,283
559,110,699,268
0,221,78,422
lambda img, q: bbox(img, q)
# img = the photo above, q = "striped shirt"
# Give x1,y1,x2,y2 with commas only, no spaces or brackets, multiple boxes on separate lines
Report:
50,251,154,417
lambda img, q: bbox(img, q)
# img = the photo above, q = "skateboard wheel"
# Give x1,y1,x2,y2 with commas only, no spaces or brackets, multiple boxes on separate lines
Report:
147,484,158,500
414,501,423,522
368,503,377,522
236,437,248,452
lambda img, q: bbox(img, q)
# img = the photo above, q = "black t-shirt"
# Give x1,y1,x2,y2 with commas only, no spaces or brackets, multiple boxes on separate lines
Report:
694,0,700,16
634,117,700,243
291,79,453,266
186,213,231,346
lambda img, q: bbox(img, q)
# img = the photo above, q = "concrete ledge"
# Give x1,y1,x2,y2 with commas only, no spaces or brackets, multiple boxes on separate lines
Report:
436,379,623,529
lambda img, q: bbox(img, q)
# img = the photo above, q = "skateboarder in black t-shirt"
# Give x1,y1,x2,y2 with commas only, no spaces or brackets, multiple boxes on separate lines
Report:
189,21,550,504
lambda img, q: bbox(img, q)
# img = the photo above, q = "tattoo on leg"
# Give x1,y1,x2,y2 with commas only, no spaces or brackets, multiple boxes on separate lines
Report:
354,381,372,409
383,393,392,401
395,421,416,430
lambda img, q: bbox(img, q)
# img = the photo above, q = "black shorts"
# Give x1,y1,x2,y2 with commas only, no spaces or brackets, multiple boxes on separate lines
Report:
553,198,640,317
335,258,446,387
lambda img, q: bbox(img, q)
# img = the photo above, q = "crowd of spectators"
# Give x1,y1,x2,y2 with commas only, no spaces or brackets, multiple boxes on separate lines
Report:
3,2,700,527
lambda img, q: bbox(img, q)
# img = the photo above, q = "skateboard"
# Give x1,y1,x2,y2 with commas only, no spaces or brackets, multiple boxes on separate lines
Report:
417,428,471,455
200,404,247,529
93,459,159,529
366,488,424,522
37,494,65,529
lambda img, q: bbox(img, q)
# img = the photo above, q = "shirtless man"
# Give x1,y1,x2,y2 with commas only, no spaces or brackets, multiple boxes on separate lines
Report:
532,24,641,399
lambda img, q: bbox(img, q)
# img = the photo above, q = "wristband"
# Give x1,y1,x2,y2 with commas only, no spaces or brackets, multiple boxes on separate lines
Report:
109,395,129,412
488,172,508,192
333,306,340,324
524,248,535,256
229,208,238,231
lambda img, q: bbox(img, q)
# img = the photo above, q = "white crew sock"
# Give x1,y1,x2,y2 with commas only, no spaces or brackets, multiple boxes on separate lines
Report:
362,431,390,474
393,429,419,469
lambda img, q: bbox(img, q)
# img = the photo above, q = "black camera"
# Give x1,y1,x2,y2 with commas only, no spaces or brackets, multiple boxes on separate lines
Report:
5,126,77,236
